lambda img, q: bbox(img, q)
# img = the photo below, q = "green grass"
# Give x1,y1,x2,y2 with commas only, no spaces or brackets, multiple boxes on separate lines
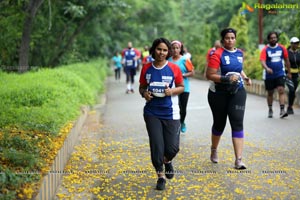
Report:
0,59,108,134
0,58,109,200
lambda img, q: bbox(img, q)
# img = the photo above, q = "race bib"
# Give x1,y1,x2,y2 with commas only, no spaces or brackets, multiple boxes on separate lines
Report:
148,82,167,97
126,60,133,66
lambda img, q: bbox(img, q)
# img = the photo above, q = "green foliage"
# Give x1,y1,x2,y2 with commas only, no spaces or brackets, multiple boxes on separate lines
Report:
0,2,25,67
243,49,263,80
295,11,300,38
0,133,39,153
0,59,108,133
192,54,207,74
229,8,249,51
278,32,290,47
0,59,108,199
257,0,300,45
0,165,40,199
1,0,300,76
3,148,39,169
63,2,87,19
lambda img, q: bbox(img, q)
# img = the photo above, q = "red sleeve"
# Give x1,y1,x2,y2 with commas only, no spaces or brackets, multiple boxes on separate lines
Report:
278,44,288,59
208,48,223,69
139,63,151,85
206,48,212,62
134,49,141,57
260,46,267,61
169,63,183,85
142,56,147,64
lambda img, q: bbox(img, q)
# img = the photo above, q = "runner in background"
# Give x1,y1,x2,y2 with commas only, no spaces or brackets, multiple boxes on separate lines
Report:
260,32,291,118
169,40,194,133
204,40,222,78
142,45,150,59
122,41,141,94
142,54,154,68
111,51,122,81
183,47,192,61
141,44,154,68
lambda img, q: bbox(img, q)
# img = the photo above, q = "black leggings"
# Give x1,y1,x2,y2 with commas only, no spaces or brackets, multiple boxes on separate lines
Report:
114,68,121,80
208,88,247,138
144,115,180,173
125,68,136,84
288,73,299,106
178,92,190,124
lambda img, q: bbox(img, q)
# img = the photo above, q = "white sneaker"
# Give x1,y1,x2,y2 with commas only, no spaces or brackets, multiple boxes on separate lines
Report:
235,157,246,169
280,110,288,118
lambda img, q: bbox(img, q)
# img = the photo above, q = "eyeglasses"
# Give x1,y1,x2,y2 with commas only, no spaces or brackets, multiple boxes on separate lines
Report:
291,42,299,44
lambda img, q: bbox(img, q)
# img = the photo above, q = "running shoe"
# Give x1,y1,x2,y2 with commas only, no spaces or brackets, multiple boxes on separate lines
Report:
287,107,294,115
210,148,218,163
156,177,166,190
165,162,174,179
181,123,186,133
130,89,134,93
234,157,247,170
126,89,130,94
280,110,288,118
268,109,273,118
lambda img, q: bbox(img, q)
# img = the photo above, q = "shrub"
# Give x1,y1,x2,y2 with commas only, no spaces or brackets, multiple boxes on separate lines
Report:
192,53,207,73
0,59,108,133
0,59,109,200
243,49,263,80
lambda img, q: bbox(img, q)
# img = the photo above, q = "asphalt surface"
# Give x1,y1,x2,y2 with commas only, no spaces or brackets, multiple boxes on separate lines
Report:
54,72,300,200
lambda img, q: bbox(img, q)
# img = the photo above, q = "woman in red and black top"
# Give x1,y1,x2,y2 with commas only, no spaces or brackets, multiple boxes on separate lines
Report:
206,28,251,170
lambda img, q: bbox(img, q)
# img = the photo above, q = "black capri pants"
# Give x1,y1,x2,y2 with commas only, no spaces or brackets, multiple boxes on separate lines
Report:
144,115,180,173
207,88,247,138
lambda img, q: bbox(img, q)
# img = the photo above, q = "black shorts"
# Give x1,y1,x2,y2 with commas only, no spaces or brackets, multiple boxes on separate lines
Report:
124,67,136,76
264,76,285,91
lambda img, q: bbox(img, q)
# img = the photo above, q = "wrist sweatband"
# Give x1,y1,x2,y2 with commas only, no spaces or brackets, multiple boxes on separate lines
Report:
220,75,230,83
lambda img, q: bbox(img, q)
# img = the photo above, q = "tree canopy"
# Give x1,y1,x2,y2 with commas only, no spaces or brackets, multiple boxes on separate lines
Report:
0,0,299,72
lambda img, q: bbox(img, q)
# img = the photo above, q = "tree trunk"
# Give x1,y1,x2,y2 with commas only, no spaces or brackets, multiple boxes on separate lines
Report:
18,0,44,73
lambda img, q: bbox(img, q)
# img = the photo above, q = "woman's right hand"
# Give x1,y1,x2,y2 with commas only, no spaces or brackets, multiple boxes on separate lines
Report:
144,91,153,101
229,74,240,83
265,67,273,74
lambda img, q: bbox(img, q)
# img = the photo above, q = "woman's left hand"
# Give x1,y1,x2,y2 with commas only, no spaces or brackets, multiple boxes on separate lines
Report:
165,86,173,96
244,77,252,86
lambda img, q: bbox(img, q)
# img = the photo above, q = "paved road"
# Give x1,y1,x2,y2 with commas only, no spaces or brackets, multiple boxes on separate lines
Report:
55,73,300,200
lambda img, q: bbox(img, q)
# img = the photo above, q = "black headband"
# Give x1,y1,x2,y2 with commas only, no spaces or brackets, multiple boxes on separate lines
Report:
221,28,237,40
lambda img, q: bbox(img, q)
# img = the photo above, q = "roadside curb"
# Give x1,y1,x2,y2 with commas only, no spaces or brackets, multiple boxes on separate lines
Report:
34,106,90,200
34,82,108,200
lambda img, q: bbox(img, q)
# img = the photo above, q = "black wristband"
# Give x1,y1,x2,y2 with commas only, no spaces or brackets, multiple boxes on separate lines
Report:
220,75,230,83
